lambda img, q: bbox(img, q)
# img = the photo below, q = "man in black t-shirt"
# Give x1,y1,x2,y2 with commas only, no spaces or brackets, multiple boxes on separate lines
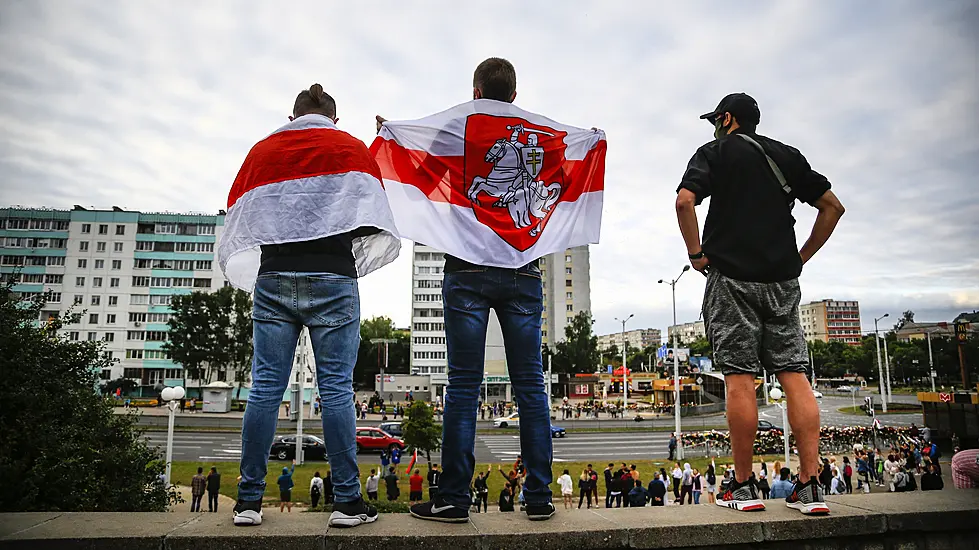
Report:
675,93,844,516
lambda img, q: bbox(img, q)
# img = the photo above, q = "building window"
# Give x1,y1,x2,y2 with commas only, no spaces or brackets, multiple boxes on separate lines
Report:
108,296,118,306
193,278,211,288
130,294,149,305
75,277,85,287
47,256,65,266
96,242,106,252
47,292,62,303
87,332,97,341
111,260,121,270
566,254,572,263
155,223,177,234
88,313,99,324
195,260,212,270
128,331,145,341
110,277,119,287
106,314,116,324
81,224,91,233
104,332,115,342
100,369,112,380
73,295,83,305
133,259,151,269
198,225,215,235
196,242,214,253
565,267,572,274
135,241,153,251
98,224,108,235
567,304,574,311
566,292,573,299
68,331,79,341
164,368,181,378
566,279,572,287
77,259,87,269
114,242,124,252
115,225,125,235
149,295,172,306
91,296,100,306
79,241,89,252
94,259,104,269
132,276,149,287
92,277,102,287
123,365,142,375
150,277,171,287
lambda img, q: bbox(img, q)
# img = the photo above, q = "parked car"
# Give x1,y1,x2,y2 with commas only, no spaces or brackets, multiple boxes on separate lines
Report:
493,412,520,428
269,435,327,461
378,422,403,438
757,420,782,432
355,427,404,453
550,425,566,438
837,385,854,393
812,390,823,398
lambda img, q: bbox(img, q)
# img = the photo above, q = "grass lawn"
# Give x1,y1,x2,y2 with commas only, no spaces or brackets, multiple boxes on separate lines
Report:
170,454,782,508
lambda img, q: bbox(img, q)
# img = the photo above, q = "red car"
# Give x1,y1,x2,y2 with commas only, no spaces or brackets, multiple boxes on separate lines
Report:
355,427,404,454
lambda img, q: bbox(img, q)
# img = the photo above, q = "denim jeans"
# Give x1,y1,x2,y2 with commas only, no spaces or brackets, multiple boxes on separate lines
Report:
237,272,361,503
438,266,553,509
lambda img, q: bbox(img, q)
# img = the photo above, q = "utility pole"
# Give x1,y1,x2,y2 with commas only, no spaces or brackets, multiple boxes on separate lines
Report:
874,314,889,412
659,265,690,460
295,329,308,465
371,338,398,395
615,314,634,411
883,334,892,404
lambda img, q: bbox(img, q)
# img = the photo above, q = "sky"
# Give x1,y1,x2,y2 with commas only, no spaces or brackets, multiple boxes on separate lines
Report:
0,0,976,337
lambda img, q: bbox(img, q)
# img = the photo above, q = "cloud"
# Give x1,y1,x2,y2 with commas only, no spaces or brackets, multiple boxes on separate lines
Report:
0,0,976,337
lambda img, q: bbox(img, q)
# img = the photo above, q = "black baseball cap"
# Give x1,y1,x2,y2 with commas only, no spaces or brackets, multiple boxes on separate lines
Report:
700,93,760,126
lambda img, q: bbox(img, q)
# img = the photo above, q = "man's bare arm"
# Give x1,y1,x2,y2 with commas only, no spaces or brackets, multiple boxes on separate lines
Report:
799,189,845,265
676,189,709,273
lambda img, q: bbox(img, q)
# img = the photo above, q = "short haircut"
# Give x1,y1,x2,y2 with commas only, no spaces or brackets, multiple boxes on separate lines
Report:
197,467,203,473
608,463,614,467
473,58,516,102
780,467,791,480
563,469,570,475
293,83,336,118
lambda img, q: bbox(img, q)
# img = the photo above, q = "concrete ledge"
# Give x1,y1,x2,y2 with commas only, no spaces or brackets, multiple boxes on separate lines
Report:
1,491,977,550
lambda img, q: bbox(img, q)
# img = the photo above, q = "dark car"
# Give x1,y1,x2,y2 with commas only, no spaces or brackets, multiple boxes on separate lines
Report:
269,435,328,461
378,422,403,438
550,425,566,439
757,420,782,432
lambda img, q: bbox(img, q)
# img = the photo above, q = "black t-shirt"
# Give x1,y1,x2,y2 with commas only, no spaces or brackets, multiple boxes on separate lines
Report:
443,254,539,273
384,473,399,492
677,130,831,283
258,227,381,278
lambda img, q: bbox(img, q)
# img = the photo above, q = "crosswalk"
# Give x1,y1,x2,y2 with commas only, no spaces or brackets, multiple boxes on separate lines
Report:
479,432,676,462
142,433,243,462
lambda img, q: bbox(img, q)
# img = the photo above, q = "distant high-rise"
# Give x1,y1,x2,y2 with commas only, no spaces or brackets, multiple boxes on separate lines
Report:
800,299,862,345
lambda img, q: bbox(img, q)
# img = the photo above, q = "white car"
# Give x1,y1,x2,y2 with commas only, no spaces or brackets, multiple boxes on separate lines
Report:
837,386,854,393
493,412,519,428
812,390,823,398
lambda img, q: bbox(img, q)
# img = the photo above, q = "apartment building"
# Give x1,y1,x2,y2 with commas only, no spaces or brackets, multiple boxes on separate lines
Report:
667,320,706,345
800,299,862,345
1,207,226,396
597,328,663,353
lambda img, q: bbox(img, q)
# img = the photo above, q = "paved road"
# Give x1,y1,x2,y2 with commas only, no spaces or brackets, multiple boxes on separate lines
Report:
143,394,920,464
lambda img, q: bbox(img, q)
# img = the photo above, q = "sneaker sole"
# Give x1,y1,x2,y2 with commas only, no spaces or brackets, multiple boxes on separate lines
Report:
715,499,766,512
329,512,379,528
409,510,469,523
233,512,262,526
527,510,556,521
786,501,830,515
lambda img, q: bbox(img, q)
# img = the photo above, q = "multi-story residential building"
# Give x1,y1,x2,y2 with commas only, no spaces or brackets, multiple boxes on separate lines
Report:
1,206,226,396
409,243,590,399
667,320,706,345
597,328,663,353
800,299,862,345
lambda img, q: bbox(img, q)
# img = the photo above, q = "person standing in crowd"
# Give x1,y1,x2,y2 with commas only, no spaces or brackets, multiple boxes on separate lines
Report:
365,469,379,502
842,456,853,494
883,454,901,490
819,458,834,494
705,463,717,504
921,462,944,491
499,483,515,512
384,466,400,501
692,468,703,505
856,453,870,493
668,433,678,461
473,468,490,513
224,84,398,528
679,463,694,505
310,472,325,508
427,463,441,501
278,461,295,513
628,479,649,507
671,463,683,503
190,467,207,512
603,463,615,508
648,474,667,506
577,469,592,509
757,470,770,500
589,465,600,505
409,469,424,505
558,469,574,510
206,467,221,513
770,468,794,499
677,93,844,516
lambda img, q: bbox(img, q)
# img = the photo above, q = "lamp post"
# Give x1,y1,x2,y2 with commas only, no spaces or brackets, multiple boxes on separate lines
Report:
370,338,398,395
873,314,889,413
883,335,892,404
659,265,690,460
614,314,634,411
927,329,936,392
161,385,186,486
769,386,790,467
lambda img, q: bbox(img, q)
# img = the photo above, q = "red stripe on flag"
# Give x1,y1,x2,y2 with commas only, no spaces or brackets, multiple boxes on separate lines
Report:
369,136,605,206
228,128,383,209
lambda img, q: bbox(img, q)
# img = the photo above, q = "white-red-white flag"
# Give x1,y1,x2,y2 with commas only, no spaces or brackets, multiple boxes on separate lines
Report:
219,115,400,291
370,100,606,267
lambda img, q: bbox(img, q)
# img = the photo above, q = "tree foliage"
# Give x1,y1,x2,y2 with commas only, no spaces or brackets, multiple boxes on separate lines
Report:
355,316,410,390
551,311,600,374
400,400,441,464
0,283,177,511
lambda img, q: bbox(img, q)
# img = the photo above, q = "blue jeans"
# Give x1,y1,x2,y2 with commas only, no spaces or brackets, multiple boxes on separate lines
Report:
693,491,701,504
237,272,361,503
438,266,553,509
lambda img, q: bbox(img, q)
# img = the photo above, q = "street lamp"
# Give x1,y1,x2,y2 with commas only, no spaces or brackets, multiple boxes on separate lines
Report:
769,386,790,467
873,314,889,413
370,338,398,395
659,264,690,459
160,385,186,486
614,314,634,411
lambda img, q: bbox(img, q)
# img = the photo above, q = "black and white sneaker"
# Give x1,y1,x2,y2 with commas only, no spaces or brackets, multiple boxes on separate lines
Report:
329,498,379,528
410,498,470,523
233,498,263,526
526,502,556,521
785,477,830,515
715,477,765,512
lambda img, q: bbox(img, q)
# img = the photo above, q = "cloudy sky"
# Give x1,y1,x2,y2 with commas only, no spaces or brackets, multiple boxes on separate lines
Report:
1,1,976,337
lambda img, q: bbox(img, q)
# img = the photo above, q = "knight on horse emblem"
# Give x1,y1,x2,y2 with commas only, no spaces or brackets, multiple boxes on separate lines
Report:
467,123,563,237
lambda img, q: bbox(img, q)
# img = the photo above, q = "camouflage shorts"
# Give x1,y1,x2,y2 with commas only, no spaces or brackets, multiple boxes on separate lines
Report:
702,270,809,376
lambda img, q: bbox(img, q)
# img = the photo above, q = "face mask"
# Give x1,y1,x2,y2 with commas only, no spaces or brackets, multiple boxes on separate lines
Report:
713,117,729,140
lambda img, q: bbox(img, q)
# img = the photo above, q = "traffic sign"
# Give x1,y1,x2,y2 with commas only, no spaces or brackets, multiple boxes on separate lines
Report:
939,393,952,403
696,377,704,385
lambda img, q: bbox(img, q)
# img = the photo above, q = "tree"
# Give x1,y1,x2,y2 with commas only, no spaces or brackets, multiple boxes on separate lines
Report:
552,311,600,374
400,400,441,465
165,292,217,391
894,310,915,331
211,287,253,400
688,337,713,359
355,316,410,390
0,283,177,511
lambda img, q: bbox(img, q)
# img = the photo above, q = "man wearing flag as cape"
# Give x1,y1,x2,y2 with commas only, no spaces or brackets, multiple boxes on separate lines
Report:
372,57,606,523
219,84,400,528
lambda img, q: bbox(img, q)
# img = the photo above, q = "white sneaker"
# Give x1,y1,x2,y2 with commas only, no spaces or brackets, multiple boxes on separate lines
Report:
233,500,263,526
